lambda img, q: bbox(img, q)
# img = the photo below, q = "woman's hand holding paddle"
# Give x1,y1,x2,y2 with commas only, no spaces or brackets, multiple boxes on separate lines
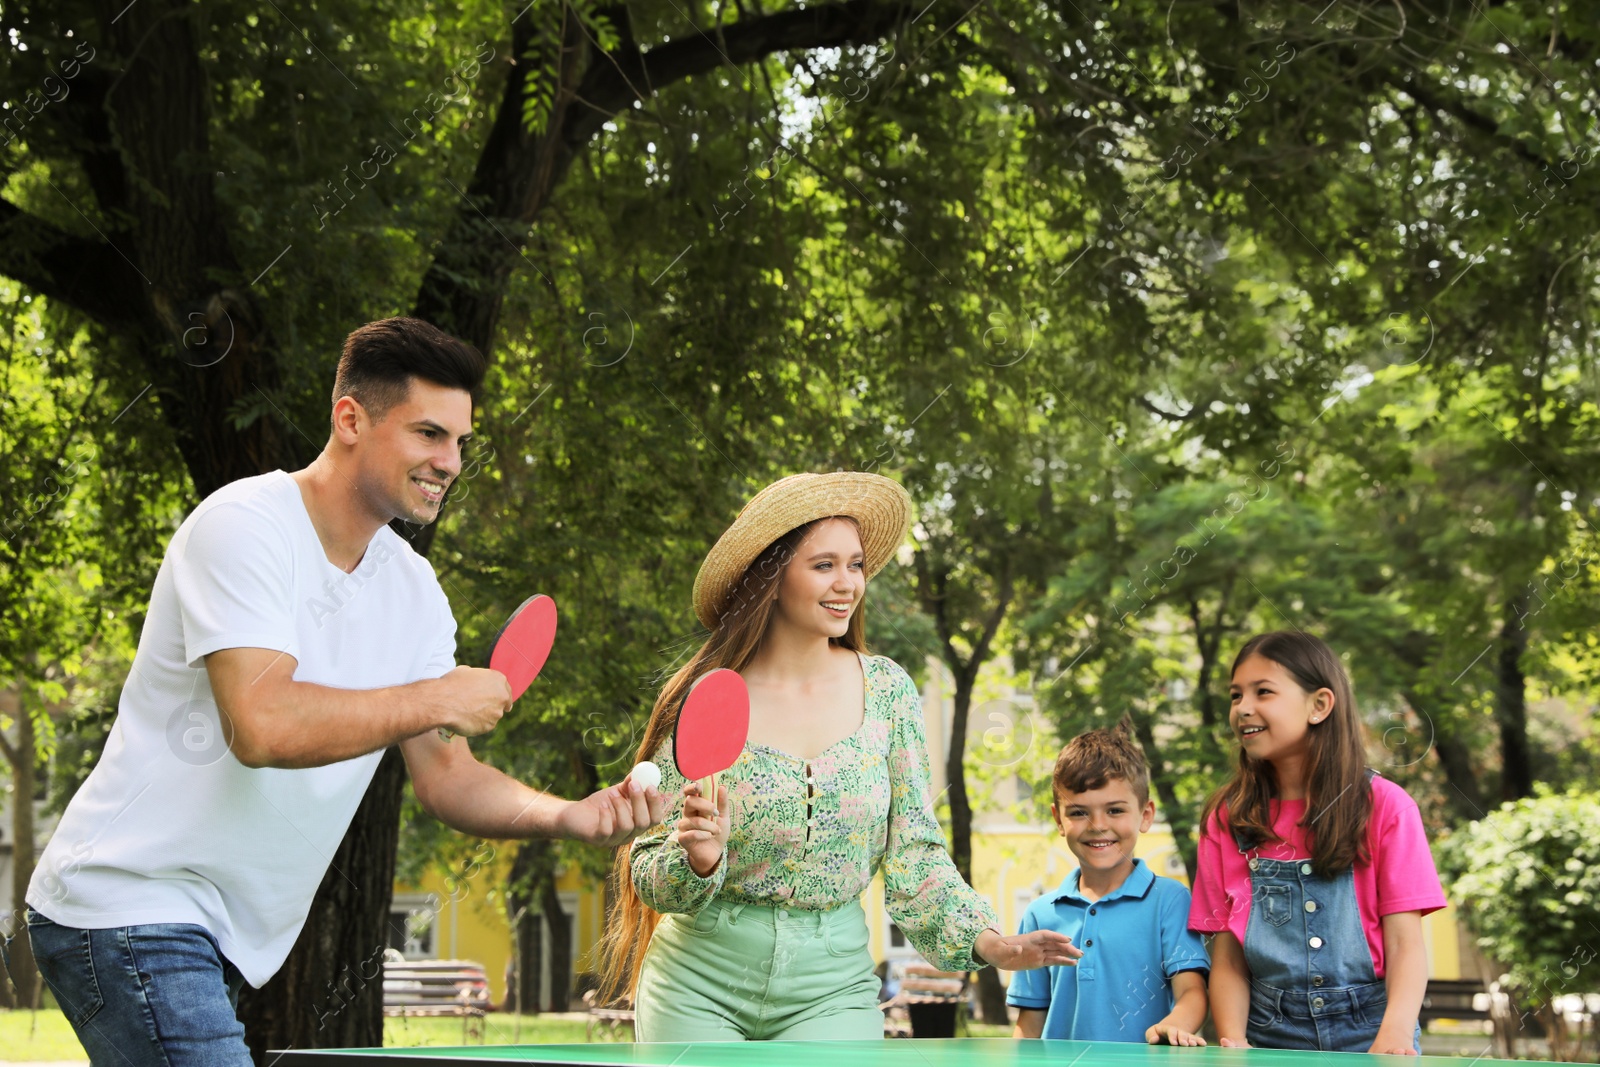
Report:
666,667,745,877
676,781,731,878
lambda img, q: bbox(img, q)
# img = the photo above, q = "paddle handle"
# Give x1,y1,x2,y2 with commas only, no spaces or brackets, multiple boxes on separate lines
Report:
699,772,718,810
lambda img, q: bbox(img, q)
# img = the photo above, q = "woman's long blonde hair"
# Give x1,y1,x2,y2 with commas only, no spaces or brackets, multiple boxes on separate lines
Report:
597,516,869,1004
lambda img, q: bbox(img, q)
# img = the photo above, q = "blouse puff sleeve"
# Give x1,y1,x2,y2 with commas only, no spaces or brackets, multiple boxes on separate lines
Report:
880,664,1001,971
629,735,726,915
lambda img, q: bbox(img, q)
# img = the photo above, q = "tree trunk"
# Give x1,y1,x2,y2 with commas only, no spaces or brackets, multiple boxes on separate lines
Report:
1495,595,1533,802
1186,596,1224,729
944,670,976,886
1129,713,1198,883
2,698,39,1009
236,748,406,1062
504,841,547,1014
942,668,1006,1025
540,871,571,1012
1411,688,1488,822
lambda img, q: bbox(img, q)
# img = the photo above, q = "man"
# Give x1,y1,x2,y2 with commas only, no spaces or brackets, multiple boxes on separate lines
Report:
14,318,665,1064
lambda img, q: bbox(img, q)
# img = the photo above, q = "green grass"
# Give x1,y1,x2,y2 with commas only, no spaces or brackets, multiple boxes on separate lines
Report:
0,1008,605,1060
0,1008,89,1060
386,1013,603,1047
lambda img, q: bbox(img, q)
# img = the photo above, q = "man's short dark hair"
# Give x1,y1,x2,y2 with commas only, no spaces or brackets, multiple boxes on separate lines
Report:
1052,726,1150,806
332,317,486,424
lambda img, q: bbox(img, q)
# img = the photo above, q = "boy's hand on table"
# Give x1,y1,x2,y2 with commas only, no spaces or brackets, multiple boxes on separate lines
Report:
1146,1024,1207,1046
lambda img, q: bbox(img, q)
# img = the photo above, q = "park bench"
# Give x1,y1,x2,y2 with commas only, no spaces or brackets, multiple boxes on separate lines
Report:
1419,977,1491,1025
382,958,492,1043
881,962,967,1038
581,988,636,1041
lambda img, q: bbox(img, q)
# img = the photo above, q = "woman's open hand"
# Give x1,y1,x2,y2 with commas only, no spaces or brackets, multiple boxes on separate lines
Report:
974,928,1084,970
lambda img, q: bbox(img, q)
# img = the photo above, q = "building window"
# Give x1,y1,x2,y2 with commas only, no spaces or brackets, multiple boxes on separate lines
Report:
388,894,437,958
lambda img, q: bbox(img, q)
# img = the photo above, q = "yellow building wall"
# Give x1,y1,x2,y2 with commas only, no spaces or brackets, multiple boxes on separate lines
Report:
394,852,609,1006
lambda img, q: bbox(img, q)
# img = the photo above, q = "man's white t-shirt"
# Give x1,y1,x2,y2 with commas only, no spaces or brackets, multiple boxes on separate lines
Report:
27,471,456,987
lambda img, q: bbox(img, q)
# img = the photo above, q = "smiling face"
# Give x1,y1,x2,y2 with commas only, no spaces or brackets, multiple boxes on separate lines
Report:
1051,777,1154,883
1229,652,1334,768
771,517,866,640
337,376,475,526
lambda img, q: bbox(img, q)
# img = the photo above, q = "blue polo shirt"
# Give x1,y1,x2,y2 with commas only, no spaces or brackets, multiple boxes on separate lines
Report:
1006,858,1210,1041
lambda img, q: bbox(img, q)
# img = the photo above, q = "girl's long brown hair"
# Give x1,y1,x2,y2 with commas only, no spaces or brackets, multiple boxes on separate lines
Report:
597,517,869,1004
1202,630,1372,876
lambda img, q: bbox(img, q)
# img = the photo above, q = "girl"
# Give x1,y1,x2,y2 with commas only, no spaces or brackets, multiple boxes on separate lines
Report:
600,472,1077,1041
1189,631,1446,1055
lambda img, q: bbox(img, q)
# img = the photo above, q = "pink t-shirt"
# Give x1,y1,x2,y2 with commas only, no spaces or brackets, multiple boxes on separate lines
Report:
1187,774,1446,978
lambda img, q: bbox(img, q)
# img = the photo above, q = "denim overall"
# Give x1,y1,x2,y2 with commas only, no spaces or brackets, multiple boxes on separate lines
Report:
1237,808,1421,1052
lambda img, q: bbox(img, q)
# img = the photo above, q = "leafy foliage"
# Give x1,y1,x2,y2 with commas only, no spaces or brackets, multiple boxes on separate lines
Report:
1438,789,1600,1005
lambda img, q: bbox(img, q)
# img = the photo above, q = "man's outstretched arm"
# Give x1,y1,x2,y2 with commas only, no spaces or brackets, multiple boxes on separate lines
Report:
401,730,666,845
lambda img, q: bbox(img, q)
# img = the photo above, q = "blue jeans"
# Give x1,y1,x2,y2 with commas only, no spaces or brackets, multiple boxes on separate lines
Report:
18,909,253,1066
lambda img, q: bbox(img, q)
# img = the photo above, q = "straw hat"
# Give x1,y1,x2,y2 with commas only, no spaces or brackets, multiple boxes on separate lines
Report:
692,472,912,629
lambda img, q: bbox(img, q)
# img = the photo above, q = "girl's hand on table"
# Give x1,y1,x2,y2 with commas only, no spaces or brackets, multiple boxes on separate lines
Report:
675,781,730,878
1367,1032,1420,1056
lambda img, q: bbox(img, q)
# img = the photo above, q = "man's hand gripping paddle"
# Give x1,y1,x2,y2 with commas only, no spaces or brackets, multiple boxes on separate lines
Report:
439,594,557,741
672,668,749,807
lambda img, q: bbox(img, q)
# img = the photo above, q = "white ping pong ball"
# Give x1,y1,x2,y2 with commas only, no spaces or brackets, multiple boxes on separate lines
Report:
630,760,661,793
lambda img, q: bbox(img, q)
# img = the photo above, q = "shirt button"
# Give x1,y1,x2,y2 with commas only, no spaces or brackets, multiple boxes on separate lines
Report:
1305,901,1317,913
1308,936,1323,949
1089,908,1097,916
778,910,788,920
1248,858,1260,871
1084,939,1093,947
1312,975,1324,987
1300,862,1313,875
1313,997,1324,1010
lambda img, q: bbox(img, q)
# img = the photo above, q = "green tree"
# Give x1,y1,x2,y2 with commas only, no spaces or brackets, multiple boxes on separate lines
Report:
1438,789,1600,1061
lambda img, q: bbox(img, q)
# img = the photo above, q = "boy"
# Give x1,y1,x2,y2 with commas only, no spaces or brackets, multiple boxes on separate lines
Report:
1008,727,1210,1044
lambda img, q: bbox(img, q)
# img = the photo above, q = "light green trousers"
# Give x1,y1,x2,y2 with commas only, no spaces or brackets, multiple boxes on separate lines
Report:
635,896,884,1042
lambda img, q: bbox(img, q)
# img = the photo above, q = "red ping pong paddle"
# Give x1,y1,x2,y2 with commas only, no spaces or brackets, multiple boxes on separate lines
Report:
489,594,558,700
439,594,558,740
672,668,750,804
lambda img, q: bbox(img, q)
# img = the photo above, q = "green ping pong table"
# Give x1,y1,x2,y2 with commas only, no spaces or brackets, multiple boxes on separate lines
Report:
267,1037,1562,1065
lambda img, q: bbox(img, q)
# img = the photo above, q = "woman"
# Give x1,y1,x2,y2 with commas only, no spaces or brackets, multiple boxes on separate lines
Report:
601,472,1077,1041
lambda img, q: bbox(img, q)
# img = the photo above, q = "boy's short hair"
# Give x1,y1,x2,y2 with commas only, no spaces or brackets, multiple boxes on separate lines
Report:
1052,727,1150,806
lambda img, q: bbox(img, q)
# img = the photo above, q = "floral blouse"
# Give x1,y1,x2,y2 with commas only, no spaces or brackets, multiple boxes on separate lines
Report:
630,652,1000,971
